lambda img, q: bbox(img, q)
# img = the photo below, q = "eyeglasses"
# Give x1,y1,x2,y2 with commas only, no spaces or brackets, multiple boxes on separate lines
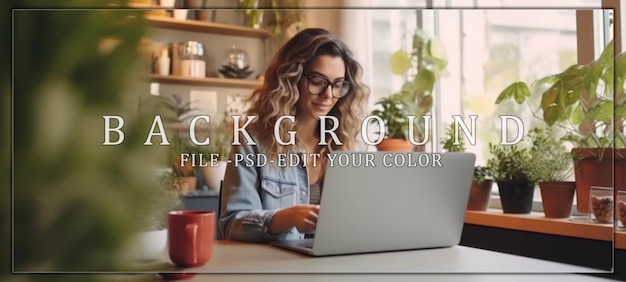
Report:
303,73,351,98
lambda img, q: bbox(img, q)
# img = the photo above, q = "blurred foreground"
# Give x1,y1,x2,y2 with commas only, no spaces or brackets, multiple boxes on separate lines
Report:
6,1,170,281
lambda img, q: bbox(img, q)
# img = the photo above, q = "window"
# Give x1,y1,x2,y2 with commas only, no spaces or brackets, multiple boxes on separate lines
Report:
423,2,610,212
456,9,579,165
362,1,617,212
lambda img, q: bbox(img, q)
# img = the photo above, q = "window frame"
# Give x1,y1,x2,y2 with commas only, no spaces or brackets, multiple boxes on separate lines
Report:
415,3,615,213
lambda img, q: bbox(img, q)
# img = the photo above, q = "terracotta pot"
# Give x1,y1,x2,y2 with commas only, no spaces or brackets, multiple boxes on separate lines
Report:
572,148,613,213
466,179,493,211
539,181,576,218
177,176,197,192
496,178,535,214
376,139,414,152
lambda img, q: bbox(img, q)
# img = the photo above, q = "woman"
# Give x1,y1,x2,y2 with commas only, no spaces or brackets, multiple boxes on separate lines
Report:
218,28,370,242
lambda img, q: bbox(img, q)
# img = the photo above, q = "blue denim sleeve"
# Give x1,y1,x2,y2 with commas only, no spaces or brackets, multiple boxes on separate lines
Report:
217,140,291,242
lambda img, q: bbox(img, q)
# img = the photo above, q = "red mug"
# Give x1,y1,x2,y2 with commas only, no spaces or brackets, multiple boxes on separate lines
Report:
167,210,215,268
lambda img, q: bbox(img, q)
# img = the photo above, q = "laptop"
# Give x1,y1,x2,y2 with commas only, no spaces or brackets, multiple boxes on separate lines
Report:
270,151,476,256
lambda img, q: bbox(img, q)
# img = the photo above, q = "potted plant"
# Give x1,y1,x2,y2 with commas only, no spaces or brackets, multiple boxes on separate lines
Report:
197,122,233,191
371,94,416,152
170,134,198,192
526,127,577,218
486,143,539,214
440,123,494,211
141,92,201,191
389,27,448,150
495,39,619,213
371,27,448,152
140,93,200,127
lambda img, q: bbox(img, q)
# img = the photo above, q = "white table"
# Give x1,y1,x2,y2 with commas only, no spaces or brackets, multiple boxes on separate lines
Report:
124,241,616,282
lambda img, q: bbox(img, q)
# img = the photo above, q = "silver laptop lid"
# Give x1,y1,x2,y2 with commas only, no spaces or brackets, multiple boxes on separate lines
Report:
312,152,476,256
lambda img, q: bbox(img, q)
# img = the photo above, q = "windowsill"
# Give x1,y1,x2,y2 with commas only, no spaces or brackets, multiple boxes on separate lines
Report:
617,230,626,250
464,209,613,242
489,192,587,217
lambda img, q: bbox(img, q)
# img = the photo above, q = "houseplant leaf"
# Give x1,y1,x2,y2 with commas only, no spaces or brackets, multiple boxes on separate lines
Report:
588,100,613,122
513,82,531,104
495,81,529,104
584,43,610,95
571,104,583,125
390,50,412,75
530,74,559,93
413,29,428,50
564,87,581,105
541,85,559,110
585,40,614,96
543,105,559,126
414,68,435,92
600,63,614,97
616,52,626,97
616,101,626,119
560,64,587,98
427,37,447,61
595,39,614,70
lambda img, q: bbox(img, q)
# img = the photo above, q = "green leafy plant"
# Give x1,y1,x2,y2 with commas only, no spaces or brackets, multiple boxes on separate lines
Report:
495,40,620,149
373,28,448,142
486,143,538,184
371,94,414,139
141,93,199,123
440,123,466,152
11,4,168,276
526,127,576,182
614,51,626,149
237,0,304,37
170,134,197,177
473,166,493,185
440,123,492,185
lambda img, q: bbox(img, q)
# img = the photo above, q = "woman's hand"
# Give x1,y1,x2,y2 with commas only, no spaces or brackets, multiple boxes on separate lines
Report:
269,205,320,234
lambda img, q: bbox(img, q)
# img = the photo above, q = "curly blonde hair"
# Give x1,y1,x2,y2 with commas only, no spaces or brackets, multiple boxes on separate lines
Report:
245,28,370,161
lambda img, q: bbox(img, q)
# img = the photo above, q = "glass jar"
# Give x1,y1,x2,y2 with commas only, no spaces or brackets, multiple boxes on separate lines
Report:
178,41,206,78
590,186,613,223
219,45,253,79
617,190,626,229
223,45,250,70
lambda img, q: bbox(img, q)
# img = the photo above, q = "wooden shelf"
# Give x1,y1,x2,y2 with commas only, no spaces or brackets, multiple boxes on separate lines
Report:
148,74,262,89
465,210,614,241
145,15,270,39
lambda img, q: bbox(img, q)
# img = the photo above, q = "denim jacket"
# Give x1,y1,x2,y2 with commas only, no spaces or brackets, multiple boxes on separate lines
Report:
218,135,311,242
